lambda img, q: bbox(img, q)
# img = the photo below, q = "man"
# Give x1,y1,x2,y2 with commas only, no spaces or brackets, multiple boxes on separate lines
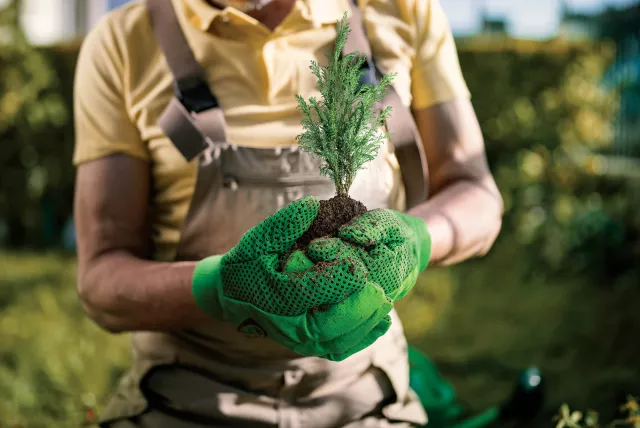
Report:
73,0,503,426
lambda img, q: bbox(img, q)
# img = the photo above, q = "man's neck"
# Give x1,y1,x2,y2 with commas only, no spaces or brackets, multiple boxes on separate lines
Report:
206,0,297,31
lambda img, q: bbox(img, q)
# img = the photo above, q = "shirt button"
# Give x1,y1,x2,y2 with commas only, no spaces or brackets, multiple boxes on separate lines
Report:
222,174,238,190
220,15,230,23
284,370,304,385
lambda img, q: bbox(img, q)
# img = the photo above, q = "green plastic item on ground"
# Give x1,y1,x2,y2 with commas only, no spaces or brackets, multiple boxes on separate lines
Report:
408,346,464,427
191,196,393,361
409,346,502,428
338,209,432,302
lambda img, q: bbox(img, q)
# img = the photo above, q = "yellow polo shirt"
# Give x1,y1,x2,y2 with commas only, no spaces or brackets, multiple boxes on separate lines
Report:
73,0,470,260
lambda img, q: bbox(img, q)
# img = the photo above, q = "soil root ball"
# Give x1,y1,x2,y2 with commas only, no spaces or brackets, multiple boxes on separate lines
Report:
294,195,367,250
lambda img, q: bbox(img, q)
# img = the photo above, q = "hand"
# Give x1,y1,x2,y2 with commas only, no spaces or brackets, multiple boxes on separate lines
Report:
337,209,432,302
191,197,393,361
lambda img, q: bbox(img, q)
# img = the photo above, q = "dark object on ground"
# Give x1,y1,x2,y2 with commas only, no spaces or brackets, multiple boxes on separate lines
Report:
495,367,545,426
294,195,367,249
409,346,545,428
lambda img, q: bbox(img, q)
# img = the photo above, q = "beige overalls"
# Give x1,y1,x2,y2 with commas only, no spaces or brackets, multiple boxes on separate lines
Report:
101,1,429,426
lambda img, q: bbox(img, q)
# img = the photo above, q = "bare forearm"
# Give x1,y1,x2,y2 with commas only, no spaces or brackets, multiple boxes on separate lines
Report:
78,252,209,333
409,179,503,266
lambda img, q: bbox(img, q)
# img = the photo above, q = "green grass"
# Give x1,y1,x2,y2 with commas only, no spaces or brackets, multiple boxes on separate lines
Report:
0,252,130,428
399,235,640,426
1,239,638,427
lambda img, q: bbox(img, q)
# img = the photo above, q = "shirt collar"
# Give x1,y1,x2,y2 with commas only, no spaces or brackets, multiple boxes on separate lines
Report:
180,0,221,31
304,0,351,26
180,0,351,32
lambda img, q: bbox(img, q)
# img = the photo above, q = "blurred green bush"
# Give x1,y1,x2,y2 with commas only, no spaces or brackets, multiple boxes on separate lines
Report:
0,1,78,248
0,9,638,282
458,39,638,283
0,252,130,427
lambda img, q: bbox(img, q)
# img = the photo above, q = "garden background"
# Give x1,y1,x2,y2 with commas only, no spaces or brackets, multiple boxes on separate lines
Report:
1,0,639,426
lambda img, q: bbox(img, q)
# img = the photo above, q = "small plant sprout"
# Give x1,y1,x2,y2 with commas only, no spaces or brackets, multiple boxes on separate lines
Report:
295,12,397,198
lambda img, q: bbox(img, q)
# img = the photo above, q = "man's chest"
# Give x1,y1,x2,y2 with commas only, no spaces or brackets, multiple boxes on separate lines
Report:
130,20,414,147
119,3,416,258
126,14,414,200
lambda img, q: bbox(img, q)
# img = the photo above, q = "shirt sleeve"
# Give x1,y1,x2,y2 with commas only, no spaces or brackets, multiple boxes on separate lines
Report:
72,16,149,166
361,0,470,110
409,0,470,110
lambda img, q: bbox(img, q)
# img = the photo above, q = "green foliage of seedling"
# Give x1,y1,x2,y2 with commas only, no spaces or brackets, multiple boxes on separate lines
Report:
295,13,397,197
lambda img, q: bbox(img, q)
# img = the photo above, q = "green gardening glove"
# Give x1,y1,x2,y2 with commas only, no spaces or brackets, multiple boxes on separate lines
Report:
192,197,393,361
337,209,432,302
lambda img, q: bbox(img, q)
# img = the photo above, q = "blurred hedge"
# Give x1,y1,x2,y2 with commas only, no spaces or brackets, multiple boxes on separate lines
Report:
460,40,640,282
458,38,638,283
0,2,79,248
1,26,638,282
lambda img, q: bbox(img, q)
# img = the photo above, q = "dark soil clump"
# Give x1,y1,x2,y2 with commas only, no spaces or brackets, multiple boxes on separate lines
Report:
295,195,367,249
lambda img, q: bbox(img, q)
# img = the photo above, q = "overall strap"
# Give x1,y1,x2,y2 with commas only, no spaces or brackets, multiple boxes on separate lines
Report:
344,3,429,209
146,0,228,161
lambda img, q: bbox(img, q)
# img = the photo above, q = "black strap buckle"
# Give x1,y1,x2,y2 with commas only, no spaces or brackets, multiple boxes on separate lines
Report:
174,75,219,113
359,62,378,87
357,53,379,87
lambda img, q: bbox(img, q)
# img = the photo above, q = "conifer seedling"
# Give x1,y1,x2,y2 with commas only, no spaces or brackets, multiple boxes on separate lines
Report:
294,13,397,248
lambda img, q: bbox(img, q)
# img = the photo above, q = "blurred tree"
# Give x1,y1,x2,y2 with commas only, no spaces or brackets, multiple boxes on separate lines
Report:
461,39,639,284
0,0,74,248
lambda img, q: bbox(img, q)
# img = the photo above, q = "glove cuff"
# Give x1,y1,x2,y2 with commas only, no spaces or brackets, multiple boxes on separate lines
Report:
398,213,432,273
192,255,225,320
416,220,432,272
